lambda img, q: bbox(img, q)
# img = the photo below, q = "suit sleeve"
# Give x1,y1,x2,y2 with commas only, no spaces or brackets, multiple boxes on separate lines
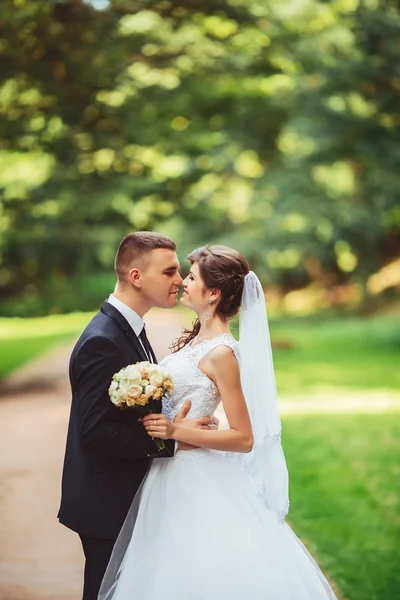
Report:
73,335,170,459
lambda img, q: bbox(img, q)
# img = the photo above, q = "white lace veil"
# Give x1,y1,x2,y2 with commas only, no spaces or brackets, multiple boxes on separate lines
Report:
235,271,289,521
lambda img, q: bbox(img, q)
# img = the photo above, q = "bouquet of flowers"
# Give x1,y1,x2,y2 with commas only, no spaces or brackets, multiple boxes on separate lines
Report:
108,362,174,453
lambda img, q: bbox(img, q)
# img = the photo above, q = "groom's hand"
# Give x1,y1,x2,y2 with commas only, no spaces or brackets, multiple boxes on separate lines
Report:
210,415,219,430
173,400,192,423
174,400,217,451
174,400,214,430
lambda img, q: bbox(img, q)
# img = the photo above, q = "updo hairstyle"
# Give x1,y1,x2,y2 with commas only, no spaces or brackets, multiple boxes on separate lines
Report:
172,245,249,352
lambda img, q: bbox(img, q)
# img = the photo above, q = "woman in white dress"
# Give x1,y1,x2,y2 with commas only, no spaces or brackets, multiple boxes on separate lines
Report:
99,245,338,600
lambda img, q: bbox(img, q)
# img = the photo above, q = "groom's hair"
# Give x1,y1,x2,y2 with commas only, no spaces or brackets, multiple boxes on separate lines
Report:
114,231,176,282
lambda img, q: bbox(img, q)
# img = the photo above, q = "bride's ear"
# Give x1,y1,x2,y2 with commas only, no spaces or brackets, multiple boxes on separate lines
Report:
210,288,221,304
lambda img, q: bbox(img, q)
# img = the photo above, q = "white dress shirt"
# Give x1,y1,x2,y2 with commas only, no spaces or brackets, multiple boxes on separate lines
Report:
107,294,151,360
107,294,175,450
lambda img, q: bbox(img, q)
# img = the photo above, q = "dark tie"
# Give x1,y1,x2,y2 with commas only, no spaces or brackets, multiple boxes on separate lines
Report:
139,326,155,363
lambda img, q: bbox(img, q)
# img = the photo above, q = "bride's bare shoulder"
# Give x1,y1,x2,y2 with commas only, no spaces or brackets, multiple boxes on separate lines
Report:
202,344,239,377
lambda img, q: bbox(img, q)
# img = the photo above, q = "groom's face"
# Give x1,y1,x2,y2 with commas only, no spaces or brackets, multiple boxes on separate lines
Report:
140,249,182,309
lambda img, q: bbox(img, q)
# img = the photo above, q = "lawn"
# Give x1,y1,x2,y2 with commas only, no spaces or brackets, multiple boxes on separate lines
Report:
0,312,94,380
269,313,400,394
284,411,400,600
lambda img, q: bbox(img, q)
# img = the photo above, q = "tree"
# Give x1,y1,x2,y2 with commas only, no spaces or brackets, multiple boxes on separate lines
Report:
0,0,399,315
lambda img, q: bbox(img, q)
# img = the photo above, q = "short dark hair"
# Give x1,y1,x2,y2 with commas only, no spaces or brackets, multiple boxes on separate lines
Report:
114,231,176,282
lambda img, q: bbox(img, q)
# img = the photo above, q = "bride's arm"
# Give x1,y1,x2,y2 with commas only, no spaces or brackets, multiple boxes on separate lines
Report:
142,346,254,453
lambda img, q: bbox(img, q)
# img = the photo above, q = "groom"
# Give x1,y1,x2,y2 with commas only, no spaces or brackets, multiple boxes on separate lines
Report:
58,232,214,599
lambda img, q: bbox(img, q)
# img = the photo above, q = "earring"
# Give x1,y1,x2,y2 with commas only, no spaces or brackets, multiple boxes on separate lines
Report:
203,299,212,321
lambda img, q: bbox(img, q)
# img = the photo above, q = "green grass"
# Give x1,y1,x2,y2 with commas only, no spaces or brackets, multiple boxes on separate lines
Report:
0,334,76,380
0,312,94,379
230,312,400,392
268,314,400,394
284,412,400,600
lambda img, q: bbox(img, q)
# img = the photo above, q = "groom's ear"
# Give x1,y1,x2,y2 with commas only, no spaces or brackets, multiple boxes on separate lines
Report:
128,267,142,288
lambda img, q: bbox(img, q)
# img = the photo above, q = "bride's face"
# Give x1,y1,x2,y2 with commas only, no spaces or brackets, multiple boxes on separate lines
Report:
181,262,208,313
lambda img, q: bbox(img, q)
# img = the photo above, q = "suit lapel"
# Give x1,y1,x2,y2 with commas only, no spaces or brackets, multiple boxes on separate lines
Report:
100,301,148,362
149,345,157,364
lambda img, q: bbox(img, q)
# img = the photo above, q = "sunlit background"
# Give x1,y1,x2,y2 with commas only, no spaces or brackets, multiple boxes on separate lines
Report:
0,1,399,599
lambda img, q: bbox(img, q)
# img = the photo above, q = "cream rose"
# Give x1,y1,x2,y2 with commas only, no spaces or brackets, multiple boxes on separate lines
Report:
128,384,142,399
137,363,150,377
164,377,173,391
149,372,164,388
135,395,149,407
153,387,164,400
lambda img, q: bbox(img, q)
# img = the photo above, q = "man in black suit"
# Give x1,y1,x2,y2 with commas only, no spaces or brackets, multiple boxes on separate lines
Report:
58,232,214,599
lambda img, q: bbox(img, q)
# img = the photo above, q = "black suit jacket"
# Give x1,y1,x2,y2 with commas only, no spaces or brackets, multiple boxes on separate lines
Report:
58,301,174,539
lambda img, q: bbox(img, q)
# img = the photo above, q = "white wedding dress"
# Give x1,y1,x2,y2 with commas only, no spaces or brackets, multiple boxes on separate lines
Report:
99,334,337,600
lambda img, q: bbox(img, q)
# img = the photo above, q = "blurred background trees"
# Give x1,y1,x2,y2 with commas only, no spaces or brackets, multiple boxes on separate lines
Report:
0,0,399,315
1,6,400,598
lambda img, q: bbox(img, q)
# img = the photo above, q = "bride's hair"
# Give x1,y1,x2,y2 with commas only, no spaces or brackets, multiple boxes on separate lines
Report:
171,245,249,352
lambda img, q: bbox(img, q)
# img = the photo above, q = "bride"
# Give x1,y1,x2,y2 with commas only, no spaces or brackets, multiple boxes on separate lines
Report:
99,245,337,600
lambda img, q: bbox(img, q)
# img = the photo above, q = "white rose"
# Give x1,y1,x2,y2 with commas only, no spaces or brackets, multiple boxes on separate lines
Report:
149,372,164,387
141,379,149,387
124,367,142,385
111,393,122,406
118,388,129,402
109,380,118,394
145,385,157,398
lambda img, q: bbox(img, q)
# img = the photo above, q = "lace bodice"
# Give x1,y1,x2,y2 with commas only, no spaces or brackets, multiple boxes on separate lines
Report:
160,333,240,423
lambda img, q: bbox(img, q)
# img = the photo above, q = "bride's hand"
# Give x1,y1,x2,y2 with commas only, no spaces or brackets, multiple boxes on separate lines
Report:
141,414,176,440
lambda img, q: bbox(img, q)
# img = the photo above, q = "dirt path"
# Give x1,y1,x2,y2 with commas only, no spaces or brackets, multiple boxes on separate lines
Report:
0,309,188,600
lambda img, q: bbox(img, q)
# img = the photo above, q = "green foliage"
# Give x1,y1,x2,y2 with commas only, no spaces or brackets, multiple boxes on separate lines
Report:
0,272,116,316
285,412,400,600
0,0,399,314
